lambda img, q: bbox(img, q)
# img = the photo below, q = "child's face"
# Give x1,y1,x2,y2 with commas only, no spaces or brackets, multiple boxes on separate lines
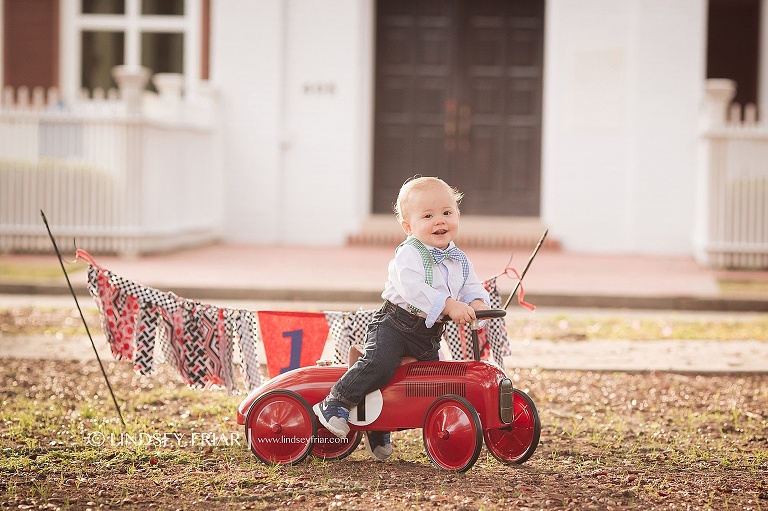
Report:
400,183,460,249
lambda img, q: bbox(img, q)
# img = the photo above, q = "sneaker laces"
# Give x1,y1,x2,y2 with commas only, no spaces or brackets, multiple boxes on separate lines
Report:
325,399,350,421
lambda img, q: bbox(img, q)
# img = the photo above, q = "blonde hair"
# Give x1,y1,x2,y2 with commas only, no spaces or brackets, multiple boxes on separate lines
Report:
393,176,463,222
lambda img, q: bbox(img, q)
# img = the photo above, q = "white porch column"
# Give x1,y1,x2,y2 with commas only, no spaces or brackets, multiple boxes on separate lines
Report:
694,79,736,266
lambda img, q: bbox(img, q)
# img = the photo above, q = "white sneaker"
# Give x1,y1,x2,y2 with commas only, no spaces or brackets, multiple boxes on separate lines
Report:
313,397,350,438
365,431,392,461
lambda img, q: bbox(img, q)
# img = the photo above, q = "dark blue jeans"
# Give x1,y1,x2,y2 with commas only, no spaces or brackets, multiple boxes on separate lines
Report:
330,301,443,408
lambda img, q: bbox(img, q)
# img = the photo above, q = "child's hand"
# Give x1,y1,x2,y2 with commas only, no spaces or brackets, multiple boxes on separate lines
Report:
443,298,477,325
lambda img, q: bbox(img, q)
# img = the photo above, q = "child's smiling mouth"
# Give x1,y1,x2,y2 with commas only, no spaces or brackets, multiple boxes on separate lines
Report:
433,229,448,235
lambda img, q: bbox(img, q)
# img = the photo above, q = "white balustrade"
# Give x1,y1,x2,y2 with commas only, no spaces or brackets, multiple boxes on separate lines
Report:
696,79,768,269
0,69,221,256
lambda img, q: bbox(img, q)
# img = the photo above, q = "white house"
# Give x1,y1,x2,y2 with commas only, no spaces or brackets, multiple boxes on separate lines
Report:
1,0,767,266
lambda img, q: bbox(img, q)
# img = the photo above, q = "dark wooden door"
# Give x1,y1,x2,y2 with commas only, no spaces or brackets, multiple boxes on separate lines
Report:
373,0,544,216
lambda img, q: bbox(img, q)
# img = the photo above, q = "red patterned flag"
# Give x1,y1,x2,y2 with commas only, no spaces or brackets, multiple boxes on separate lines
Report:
257,311,330,379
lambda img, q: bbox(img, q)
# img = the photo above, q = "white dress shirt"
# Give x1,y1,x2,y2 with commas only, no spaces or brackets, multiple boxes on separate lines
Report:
381,240,489,327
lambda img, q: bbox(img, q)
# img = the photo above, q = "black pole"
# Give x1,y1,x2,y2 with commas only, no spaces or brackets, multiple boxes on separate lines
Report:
40,210,126,428
502,229,548,310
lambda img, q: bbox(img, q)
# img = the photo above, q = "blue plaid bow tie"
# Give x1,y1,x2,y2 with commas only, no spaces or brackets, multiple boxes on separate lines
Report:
431,246,466,265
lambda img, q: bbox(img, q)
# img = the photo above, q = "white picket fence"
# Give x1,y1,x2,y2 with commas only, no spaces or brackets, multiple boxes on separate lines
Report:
696,79,768,270
0,69,222,256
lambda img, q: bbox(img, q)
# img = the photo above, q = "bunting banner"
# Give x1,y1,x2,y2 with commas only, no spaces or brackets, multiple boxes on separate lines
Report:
80,250,525,392
325,308,375,364
256,311,330,378
78,250,263,393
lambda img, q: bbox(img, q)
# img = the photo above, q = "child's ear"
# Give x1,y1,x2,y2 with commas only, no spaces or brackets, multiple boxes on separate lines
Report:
400,219,412,235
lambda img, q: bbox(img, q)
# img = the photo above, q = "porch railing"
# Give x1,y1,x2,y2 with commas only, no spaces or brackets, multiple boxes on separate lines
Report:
0,67,222,256
696,79,768,270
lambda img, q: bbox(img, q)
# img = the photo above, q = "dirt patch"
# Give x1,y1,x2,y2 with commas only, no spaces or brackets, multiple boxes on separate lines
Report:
2,358,767,510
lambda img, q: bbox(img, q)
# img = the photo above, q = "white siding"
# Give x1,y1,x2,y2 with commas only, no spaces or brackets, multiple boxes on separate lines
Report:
211,0,374,245
542,0,707,254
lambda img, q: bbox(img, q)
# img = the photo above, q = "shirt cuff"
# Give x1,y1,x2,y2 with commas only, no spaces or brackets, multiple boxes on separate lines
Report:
461,292,489,306
426,292,449,328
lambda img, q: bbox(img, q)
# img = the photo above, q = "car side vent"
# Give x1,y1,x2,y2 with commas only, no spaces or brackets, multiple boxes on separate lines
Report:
406,363,469,377
406,382,466,398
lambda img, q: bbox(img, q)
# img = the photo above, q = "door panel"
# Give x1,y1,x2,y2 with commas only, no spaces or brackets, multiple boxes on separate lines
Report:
374,0,543,216
374,0,458,213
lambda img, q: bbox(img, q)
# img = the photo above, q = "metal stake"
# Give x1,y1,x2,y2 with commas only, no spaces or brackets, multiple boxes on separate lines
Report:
40,210,126,428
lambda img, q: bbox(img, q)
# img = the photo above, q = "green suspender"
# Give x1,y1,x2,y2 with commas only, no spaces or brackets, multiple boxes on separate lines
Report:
399,237,435,315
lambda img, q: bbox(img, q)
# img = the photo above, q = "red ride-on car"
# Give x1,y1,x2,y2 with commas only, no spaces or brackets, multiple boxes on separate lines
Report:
236,309,541,472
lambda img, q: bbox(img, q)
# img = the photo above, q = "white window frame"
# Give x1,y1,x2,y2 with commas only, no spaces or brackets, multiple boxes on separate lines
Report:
60,0,201,101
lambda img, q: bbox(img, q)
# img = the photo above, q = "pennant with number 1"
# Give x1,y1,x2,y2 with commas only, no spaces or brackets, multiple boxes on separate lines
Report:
257,311,330,378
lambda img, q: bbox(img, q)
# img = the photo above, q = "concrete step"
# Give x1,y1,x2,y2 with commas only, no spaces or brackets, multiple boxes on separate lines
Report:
346,215,560,250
